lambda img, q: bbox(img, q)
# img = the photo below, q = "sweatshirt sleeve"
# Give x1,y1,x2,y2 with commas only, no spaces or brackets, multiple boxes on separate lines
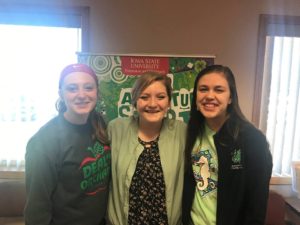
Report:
24,134,59,225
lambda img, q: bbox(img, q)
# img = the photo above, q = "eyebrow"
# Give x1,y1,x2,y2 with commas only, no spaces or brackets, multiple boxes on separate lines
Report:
198,84,226,88
141,91,167,94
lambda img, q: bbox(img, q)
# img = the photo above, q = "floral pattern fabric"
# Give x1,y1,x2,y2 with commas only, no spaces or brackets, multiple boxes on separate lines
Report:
128,136,168,225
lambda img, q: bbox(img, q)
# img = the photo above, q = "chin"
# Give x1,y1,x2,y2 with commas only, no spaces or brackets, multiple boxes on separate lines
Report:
148,117,165,123
74,110,92,116
141,116,164,123
201,113,218,119
75,107,93,113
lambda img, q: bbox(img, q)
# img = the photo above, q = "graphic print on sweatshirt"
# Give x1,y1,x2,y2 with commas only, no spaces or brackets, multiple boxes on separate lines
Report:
79,141,111,195
192,149,217,197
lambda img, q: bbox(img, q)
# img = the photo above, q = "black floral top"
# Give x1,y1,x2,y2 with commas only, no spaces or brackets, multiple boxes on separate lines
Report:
128,136,168,225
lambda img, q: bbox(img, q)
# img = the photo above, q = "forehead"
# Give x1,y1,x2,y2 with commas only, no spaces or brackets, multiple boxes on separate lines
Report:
141,81,167,93
62,71,97,85
198,72,228,86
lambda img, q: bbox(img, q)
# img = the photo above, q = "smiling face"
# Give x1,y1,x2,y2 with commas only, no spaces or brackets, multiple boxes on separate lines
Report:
59,71,98,124
136,81,170,126
196,72,231,130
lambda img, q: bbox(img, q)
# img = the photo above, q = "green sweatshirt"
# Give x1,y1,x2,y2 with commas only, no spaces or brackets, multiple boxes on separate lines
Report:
24,114,111,225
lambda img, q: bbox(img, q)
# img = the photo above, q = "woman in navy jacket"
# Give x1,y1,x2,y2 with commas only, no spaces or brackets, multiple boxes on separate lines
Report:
182,65,272,225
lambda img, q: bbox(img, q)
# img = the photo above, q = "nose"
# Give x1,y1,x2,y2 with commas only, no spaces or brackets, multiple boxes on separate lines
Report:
148,97,157,107
77,87,86,99
205,90,214,99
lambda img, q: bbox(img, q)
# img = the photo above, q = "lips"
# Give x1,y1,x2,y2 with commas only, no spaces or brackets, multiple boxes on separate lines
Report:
74,102,91,108
75,101,89,105
144,109,160,113
202,102,218,111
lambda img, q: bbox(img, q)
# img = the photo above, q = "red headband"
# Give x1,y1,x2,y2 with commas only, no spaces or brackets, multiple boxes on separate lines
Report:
59,63,98,88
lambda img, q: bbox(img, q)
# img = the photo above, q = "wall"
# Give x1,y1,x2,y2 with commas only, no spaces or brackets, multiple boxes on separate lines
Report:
1,0,300,120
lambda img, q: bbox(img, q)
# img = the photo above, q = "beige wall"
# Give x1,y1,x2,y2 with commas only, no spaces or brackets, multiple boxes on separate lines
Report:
1,0,300,120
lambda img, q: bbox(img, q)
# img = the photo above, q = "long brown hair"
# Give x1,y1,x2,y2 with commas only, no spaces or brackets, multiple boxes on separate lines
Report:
184,65,249,171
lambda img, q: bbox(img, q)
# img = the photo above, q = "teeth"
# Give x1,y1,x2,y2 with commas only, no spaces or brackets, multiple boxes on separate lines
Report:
203,103,217,109
145,110,159,113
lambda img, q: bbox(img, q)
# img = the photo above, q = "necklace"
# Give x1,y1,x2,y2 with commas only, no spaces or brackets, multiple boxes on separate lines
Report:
138,136,159,149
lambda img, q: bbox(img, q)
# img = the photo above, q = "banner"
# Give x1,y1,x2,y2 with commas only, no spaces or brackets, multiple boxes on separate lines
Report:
78,54,214,123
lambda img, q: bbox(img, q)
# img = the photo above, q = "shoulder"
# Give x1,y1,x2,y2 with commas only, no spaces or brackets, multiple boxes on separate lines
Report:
108,116,131,125
107,117,138,137
240,122,267,143
168,118,186,128
26,116,61,156
28,116,60,142
108,116,136,129
238,122,272,172
238,122,271,159
162,118,187,134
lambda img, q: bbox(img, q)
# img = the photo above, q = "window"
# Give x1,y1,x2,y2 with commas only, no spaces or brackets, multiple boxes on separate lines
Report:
0,5,89,173
253,15,300,179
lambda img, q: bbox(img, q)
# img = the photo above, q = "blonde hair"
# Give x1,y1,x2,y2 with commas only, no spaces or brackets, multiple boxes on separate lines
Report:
131,71,172,108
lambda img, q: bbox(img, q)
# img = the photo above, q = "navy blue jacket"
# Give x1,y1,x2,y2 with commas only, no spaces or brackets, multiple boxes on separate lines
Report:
182,119,272,225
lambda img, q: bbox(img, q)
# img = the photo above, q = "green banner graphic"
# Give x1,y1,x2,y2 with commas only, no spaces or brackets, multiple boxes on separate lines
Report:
78,54,214,123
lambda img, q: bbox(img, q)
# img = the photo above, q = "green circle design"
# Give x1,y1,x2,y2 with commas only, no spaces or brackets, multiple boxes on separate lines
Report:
111,66,127,84
90,56,112,75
